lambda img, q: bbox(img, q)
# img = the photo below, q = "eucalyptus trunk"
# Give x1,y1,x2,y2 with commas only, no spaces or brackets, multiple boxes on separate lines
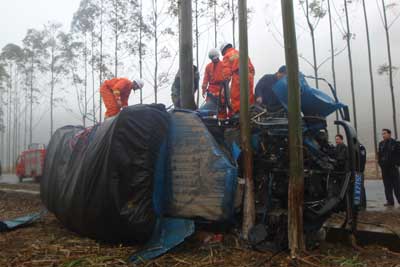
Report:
344,0,357,131
305,0,319,88
362,0,378,166
327,0,339,133
381,0,397,138
99,0,104,121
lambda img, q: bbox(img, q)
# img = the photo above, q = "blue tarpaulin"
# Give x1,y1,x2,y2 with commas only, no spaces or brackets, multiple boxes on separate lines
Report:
273,74,346,118
129,217,195,264
0,210,46,232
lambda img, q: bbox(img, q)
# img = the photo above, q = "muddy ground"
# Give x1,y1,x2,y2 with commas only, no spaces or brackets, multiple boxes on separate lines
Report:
1,190,399,267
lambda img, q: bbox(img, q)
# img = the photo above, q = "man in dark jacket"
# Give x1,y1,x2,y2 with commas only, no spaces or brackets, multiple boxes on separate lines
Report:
255,66,287,112
335,134,349,172
378,128,400,206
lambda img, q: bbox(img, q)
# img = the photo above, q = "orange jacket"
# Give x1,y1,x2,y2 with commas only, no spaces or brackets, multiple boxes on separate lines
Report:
100,78,133,104
222,47,255,80
202,60,224,96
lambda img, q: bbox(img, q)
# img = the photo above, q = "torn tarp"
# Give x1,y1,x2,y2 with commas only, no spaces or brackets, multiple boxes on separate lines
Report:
130,217,195,264
0,210,46,232
273,74,346,117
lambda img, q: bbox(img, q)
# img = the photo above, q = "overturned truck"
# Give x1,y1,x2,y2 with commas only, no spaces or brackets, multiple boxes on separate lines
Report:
40,75,363,257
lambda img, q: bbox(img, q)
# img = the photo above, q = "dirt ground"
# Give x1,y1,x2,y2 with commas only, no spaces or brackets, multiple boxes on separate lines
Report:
1,191,400,267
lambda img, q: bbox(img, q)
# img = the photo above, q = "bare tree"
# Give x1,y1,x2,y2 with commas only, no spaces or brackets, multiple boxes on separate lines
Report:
22,29,47,144
377,0,399,138
42,22,69,136
360,0,378,165
1,43,24,171
343,0,357,131
299,0,327,88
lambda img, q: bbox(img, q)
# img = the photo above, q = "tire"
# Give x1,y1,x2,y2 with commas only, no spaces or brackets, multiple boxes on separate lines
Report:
19,176,23,183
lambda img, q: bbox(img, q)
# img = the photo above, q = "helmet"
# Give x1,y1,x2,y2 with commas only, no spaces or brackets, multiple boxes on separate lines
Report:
133,78,144,89
220,42,233,55
208,48,220,60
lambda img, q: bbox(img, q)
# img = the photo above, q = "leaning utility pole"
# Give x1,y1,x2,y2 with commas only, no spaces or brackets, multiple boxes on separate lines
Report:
179,0,196,110
238,0,255,240
281,0,305,258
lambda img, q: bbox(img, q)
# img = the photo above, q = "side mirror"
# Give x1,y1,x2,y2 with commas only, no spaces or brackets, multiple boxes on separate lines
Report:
342,106,350,122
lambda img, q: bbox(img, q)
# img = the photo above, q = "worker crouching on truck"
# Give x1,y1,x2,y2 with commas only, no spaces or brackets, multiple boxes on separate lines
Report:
100,77,144,118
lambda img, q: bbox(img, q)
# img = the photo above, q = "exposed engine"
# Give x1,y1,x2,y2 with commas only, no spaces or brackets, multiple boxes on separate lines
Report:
199,76,363,251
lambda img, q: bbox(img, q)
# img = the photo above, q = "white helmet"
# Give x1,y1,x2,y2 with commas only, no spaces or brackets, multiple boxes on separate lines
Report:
220,42,232,54
208,48,220,60
133,78,144,89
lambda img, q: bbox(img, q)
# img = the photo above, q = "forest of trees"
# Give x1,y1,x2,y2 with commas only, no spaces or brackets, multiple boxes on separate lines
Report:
0,0,399,171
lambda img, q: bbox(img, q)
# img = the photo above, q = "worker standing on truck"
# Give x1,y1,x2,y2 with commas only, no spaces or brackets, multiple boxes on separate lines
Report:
202,48,224,100
100,78,144,118
220,43,255,114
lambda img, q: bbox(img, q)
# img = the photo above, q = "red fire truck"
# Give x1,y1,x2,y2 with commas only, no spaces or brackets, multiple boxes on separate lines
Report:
16,144,46,182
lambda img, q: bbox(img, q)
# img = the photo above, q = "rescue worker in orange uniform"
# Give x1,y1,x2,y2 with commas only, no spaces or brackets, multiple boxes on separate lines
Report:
202,48,224,100
220,43,255,113
100,77,144,118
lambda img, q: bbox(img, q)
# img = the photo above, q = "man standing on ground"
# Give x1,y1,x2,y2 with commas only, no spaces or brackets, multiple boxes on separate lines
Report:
378,128,400,207
335,134,349,172
100,77,144,118
255,66,287,112
171,65,200,108
220,43,255,114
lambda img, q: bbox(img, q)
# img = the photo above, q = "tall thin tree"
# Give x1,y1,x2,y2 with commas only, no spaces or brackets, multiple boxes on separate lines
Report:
344,0,357,131
299,0,326,88
361,0,378,163
380,0,398,138
327,0,339,133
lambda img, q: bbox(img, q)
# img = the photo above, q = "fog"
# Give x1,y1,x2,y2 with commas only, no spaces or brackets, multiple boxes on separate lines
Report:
1,0,399,156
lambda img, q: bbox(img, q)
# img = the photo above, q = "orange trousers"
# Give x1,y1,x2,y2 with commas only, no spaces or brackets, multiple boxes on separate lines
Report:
230,73,254,113
100,85,128,118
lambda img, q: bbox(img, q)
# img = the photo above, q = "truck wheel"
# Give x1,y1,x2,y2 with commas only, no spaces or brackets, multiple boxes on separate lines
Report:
19,176,23,183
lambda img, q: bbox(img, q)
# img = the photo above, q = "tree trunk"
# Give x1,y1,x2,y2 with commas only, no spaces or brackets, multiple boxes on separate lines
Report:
50,46,55,137
154,0,158,104
139,0,143,104
232,0,236,47
238,0,255,240
195,0,200,107
214,1,217,48
305,0,318,88
84,33,88,127
24,85,27,149
30,55,34,144
99,0,104,122
362,0,378,171
114,0,118,77
281,0,305,258
91,31,96,124
13,70,18,171
179,0,196,110
344,0,357,132
382,0,397,138
8,64,12,170
327,0,339,133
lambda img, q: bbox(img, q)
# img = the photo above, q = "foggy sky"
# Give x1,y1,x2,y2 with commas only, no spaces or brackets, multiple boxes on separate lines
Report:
1,0,400,154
